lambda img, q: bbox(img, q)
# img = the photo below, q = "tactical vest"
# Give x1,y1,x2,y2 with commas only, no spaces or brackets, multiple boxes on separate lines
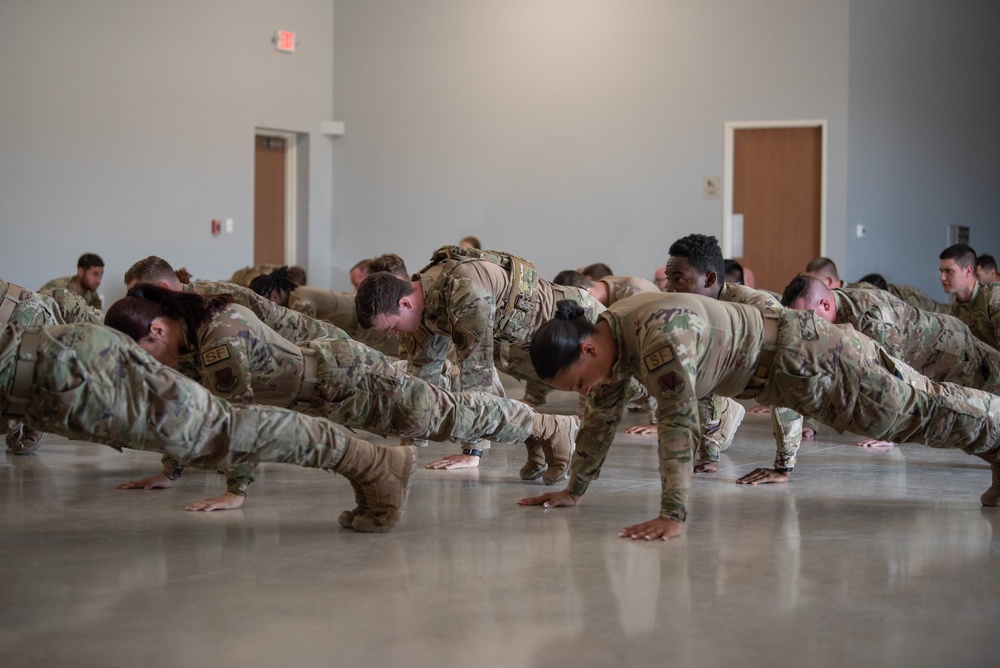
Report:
0,282,24,325
421,245,540,345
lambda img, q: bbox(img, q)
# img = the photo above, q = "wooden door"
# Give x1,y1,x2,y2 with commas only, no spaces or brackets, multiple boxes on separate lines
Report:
732,127,821,294
254,135,286,265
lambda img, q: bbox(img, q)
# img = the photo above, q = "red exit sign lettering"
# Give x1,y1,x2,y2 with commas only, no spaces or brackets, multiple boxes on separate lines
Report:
275,30,295,53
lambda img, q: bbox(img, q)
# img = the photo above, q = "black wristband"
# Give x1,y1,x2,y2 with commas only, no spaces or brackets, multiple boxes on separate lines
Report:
462,448,483,458
774,466,792,474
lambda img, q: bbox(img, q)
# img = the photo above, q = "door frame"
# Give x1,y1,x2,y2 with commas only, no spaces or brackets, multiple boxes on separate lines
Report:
721,119,828,259
255,127,298,266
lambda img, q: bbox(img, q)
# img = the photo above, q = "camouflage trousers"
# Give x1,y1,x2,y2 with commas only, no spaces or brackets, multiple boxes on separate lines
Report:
699,395,803,469
306,337,535,444
0,323,367,475
752,313,1000,462
170,336,541,494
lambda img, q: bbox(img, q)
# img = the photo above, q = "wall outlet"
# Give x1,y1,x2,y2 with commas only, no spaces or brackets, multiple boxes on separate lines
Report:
856,224,866,238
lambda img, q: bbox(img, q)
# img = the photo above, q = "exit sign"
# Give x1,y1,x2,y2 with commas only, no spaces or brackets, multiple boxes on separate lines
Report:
275,30,295,53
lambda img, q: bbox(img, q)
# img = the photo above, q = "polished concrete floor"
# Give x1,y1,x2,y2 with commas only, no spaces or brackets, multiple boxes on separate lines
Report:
2,384,999,668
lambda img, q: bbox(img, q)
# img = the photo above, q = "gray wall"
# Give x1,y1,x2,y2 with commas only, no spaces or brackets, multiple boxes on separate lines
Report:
0,0,335,306
332,0,851,283
845,0,1000,297
2,0,997,307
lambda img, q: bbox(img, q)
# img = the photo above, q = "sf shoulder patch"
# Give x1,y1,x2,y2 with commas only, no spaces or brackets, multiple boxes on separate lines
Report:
644,344,675,372
202,345,231,366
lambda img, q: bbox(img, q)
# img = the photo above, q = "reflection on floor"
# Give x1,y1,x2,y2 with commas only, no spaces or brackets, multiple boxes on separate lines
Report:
2,383,998,668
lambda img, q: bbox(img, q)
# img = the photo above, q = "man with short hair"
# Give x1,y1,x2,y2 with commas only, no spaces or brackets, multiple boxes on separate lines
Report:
249,268,401,357
661,233,807,479
977,254,999,285
941,244,1000,349
41,253,105,310
349,259,371,291
355,244,610,482
783,273,1000,446
802,257,842,289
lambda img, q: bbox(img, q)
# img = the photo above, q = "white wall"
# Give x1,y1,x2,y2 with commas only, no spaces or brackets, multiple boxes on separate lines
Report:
331,0,851,282
0,0,336,306
3,0,996,305
845,0,1000,296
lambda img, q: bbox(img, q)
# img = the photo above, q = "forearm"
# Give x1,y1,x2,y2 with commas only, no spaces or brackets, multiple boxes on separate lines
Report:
567,387,627,496
657,426,695,522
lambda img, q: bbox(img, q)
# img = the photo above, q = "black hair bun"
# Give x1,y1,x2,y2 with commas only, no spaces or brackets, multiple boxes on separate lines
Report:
553,299,585,320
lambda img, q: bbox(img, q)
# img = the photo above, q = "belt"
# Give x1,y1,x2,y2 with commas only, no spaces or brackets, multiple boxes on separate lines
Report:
295,347,320,404
737,316,779,399
0,283,24,326
6,330,42,417
752,316,779,380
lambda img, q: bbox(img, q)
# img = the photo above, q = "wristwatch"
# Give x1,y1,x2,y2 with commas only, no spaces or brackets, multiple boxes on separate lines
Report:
462,448,483,458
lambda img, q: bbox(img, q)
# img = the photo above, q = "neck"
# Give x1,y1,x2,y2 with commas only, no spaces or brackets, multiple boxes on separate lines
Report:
589,282,610,306
955,282,976,303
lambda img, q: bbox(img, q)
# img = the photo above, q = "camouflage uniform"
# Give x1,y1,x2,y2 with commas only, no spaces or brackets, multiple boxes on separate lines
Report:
37,288,105,325
185,280,347,343
0,322,413,532
570,292,1000,524
949,281,1000,350
405,257,603,392
847,281,949,313
833,287,1000,392
597,276,662,305
228,264,282,287
160,305,547,494
39,275,102,311
288,286,400,357
2,280,103,454
714,283,804,470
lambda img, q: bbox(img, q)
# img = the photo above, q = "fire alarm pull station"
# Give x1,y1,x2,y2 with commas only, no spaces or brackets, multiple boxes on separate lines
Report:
212,219,222,236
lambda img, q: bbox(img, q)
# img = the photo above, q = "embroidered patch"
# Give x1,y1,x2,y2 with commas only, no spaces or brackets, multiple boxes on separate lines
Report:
202,345,231,366
644,344,675,372
657,370,684,398
213,366,239,393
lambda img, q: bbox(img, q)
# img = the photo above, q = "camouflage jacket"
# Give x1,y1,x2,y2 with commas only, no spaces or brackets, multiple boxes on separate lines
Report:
950,281,1000,350
598,276,661,305
407,259,602,392
187,281,347,344
40,275,102,311
37,287,104,325
835,287,1000,387
569,292,762,522
719,283,782,311
176,304,306,407
2,280,62,327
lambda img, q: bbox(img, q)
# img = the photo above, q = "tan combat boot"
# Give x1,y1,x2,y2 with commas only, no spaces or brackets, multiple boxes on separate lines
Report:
338,480,368,529
519,440,548,481
525,413,580,485
334,439,417,533
5,421,47,456
981,459,1000,507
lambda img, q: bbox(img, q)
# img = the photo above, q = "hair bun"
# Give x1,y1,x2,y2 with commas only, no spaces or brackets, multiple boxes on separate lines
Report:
554,299,585,320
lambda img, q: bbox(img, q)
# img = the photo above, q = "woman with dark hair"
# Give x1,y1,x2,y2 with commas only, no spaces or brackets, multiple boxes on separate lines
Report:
105,284,578,514
519,295,1000,541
